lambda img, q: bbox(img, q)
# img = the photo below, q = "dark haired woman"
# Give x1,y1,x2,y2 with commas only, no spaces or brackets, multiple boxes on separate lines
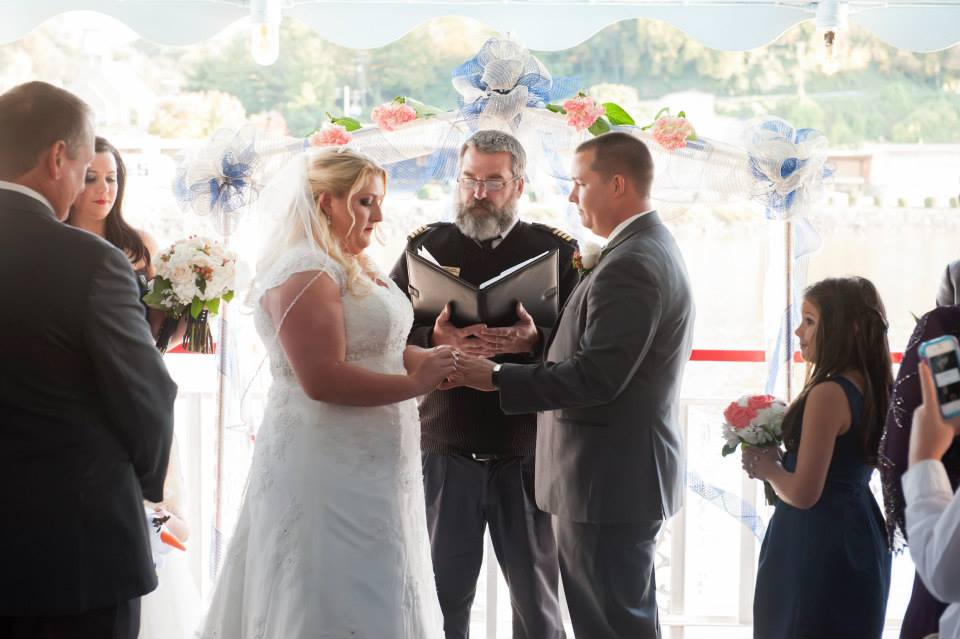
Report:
66,136,177,341
742,276,893,639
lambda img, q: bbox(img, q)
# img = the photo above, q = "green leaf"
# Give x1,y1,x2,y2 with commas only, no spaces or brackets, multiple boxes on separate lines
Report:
587,116,611,137
190,298,203,320
721,442,740,457
331,116,362,132
222,290,235,303
653,106,671,121
141,277,172,308
403,97,442,118
603,102,635,126
546,103,566,115
677,110,686,119
205,297,221,316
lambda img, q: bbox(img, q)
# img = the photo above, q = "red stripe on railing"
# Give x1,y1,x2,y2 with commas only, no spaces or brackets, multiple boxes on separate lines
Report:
166,344,217,355
690,349,904,364
690,349,765,362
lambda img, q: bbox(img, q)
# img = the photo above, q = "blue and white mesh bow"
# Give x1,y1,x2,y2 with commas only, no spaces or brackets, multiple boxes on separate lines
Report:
747,117,833,220
174,127,262,235
452,38,577,128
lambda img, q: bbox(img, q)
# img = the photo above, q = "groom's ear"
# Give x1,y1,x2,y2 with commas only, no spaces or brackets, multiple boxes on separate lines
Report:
610,174,627,198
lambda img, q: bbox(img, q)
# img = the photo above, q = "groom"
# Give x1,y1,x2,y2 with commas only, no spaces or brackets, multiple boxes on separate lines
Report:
0,82,176,638
458,132,695,638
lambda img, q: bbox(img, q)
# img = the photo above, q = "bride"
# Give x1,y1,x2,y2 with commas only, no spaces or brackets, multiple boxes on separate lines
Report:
199,148,455,638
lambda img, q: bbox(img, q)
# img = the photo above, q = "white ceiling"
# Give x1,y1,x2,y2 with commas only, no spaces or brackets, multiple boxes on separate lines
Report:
1,1,958,51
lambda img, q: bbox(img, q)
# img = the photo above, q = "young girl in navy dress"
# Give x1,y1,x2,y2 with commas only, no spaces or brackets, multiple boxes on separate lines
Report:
742,276,893,639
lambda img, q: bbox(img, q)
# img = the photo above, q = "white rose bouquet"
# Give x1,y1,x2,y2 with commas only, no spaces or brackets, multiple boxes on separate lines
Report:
143,236,237,353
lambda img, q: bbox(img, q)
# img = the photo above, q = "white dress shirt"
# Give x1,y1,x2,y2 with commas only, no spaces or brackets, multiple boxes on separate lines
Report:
903,459,960,639
604,209,654,247
0,180,55,215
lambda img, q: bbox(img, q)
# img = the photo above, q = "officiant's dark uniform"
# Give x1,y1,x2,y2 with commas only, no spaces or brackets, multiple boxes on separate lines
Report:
391,220,577,639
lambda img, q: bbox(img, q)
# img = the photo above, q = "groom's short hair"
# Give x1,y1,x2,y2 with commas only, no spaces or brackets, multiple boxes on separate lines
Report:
576,132,653,198
0,81,93,180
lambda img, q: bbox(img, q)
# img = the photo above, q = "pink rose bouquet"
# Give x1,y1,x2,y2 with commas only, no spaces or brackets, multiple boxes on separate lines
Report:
310,123,352,147
562,94,606,132
371,99,418,131
652,116,696,150
642,107,697,151
721,394,787,504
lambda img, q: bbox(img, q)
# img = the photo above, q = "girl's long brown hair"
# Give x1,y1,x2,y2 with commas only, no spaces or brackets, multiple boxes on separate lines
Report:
781,277,893,466
67,136,150,269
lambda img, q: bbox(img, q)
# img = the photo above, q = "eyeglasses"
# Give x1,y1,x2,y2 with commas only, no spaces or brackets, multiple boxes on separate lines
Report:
456,176,519,192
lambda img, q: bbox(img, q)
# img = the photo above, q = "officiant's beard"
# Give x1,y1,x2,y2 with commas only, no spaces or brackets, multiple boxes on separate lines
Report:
454,197,518,241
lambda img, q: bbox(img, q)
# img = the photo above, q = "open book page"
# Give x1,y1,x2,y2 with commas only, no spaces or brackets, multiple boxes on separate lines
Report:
417,245,441,266
479,251,549,289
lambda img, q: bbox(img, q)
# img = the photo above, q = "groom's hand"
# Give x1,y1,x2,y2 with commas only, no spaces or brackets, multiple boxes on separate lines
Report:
431,304,497,358
456,354,497,392
477,302,539,355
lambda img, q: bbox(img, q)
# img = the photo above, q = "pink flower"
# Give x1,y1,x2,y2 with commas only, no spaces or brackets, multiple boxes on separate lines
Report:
371,101,418,131
310,124,352,147
651,116,695,151
746,394,777,410
723,402,758,430
562,95,606,132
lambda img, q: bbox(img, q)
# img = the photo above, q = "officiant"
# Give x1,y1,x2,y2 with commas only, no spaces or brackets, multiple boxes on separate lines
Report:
390,130,577,639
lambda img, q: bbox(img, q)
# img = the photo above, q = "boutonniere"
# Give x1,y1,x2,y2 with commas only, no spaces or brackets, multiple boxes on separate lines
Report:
572,241,604,277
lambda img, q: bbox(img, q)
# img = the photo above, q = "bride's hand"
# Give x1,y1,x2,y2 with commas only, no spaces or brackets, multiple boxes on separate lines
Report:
411,346,459,393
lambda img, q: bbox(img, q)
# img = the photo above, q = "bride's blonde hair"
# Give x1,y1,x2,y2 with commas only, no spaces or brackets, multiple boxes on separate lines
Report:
255,147,387,295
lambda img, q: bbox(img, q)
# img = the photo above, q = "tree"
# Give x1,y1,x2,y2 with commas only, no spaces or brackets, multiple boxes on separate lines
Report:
148,91,246,138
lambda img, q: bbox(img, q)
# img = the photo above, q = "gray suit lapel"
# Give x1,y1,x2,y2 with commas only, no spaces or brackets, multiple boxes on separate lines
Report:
542,212,661,359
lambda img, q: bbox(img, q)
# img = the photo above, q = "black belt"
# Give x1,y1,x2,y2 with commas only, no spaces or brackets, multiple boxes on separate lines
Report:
458,452,520,462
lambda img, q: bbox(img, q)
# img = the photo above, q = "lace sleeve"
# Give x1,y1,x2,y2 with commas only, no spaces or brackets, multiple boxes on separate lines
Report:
254,245,346,303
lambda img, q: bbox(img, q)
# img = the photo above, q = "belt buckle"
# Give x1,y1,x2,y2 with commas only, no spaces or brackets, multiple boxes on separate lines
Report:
470,452,495,462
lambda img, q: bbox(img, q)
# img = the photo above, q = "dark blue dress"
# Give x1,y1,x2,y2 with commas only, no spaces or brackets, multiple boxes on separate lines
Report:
753,376,892,639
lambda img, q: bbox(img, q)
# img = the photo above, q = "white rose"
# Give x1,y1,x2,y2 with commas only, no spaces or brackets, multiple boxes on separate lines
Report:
168,264,193,286
172,281,199,303
721,422,741,448
579,241,603,270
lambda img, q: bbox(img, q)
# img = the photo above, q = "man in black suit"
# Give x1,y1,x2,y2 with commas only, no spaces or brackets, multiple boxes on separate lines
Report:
0,81,176,639
391,130,577,639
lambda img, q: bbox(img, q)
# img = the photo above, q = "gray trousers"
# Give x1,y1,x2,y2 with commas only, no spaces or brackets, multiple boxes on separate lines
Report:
422,452,565,639
554,518,663,639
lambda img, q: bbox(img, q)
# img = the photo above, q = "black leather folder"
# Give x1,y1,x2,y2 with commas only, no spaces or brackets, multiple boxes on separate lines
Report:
405,248,560,327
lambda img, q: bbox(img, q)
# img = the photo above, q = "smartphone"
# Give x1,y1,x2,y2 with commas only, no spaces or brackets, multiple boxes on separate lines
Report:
919,335,960,419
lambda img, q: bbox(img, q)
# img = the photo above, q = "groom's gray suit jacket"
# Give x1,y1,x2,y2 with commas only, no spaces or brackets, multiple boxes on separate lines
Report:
498,212,695,523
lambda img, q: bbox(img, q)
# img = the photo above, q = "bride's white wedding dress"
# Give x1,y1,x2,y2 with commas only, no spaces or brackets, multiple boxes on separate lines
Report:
199,245,443,639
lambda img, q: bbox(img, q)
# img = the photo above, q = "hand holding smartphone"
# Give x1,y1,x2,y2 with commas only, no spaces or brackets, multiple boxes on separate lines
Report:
919,335,960,419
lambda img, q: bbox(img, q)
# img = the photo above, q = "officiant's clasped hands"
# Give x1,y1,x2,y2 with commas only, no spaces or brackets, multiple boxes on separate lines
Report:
432,301,540,360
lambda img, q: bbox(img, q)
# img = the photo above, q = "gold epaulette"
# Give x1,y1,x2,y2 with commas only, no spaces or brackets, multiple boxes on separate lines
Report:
407,225,430,242
531,222,575,243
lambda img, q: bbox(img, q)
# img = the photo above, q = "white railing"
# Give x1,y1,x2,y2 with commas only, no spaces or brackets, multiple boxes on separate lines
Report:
173,389,913,638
